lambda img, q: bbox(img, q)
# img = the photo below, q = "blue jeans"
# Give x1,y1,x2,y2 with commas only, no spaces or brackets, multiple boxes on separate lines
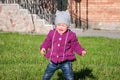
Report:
42,61,74,80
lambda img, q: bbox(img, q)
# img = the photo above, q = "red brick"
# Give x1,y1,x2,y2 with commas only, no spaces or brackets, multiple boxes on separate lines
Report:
69,0,120,23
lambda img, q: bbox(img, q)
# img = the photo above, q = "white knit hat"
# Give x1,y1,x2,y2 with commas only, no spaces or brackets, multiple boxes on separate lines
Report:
55,10,71,27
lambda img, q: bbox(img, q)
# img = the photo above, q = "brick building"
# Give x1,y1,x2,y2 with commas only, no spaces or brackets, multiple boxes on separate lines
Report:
0,0,120,33
69,0,120,30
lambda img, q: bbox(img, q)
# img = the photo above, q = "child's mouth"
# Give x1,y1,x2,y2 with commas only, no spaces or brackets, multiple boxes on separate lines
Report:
59,29,63,31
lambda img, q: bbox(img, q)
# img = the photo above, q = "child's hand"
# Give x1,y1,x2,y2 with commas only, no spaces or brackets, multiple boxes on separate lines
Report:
40,48,46,56
81,51,86,56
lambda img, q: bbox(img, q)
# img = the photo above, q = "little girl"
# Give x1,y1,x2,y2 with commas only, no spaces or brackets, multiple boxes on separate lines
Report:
40,10,86,80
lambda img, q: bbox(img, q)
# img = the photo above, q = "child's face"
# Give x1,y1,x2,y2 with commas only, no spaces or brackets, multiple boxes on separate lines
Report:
56,23,68,34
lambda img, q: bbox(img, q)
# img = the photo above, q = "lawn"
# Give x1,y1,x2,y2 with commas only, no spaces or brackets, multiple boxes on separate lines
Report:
0,32,120,80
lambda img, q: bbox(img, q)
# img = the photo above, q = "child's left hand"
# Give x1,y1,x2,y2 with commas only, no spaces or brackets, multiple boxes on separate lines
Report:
81,51,86,56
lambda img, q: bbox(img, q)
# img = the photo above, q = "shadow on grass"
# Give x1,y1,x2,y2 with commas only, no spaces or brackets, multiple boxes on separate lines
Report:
56,67,96,80
74,67,96,80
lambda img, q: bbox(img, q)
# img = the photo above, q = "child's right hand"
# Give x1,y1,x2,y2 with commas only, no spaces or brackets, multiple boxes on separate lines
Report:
40,48,46,56
81,50,86,56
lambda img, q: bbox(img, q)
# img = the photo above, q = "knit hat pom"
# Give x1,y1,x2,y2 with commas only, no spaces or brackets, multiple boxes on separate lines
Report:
55,10,71,27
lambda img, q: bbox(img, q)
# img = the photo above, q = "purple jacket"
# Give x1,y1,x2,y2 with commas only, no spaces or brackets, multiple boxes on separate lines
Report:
40,29,85,63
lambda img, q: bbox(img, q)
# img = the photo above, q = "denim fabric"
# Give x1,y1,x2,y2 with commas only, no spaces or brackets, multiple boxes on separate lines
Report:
42,61,74,80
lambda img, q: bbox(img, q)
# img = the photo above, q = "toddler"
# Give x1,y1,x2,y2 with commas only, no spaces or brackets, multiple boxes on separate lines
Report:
40,10,86,80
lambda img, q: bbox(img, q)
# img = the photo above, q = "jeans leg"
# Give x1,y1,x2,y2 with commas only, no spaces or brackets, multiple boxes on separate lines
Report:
42,61,58,80
61,61,74,80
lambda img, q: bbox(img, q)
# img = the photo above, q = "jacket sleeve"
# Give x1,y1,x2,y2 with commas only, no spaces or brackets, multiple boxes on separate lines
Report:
71,33,85,55
40,30,53,50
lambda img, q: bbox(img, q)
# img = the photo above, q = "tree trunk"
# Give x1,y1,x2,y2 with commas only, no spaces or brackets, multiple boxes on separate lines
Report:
57,0,68,11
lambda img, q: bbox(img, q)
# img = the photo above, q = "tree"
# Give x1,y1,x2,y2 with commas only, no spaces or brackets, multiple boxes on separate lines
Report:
57,0,68,11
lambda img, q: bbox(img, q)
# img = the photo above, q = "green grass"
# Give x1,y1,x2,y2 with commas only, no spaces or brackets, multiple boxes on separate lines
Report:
0,32,120,80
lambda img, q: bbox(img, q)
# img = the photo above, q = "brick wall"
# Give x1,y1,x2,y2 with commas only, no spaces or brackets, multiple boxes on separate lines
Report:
0,1,120,31
88,0,120,22
70,0,120,30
